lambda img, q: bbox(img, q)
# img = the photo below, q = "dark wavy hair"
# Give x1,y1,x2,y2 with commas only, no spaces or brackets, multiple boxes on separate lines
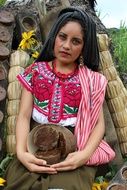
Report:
36,7,99,71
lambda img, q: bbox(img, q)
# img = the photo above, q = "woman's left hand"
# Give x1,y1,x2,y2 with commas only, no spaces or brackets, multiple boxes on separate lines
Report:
51,151,87,171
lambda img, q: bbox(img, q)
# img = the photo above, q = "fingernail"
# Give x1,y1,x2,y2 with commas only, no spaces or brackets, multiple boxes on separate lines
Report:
43,161,47,165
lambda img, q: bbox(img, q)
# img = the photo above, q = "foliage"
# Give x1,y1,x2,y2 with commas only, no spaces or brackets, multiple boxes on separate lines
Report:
0,154,14,177
92,164,117,190
0,154,13,187
0,0,6,6
109,21,127,73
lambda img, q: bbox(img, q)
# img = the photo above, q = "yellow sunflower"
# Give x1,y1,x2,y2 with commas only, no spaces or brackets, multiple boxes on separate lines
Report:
32,51,39,58
0,177,6,186
92,181,109,190
19,30,38,50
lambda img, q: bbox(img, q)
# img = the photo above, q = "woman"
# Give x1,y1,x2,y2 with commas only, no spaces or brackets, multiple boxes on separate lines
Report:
4,7,115,190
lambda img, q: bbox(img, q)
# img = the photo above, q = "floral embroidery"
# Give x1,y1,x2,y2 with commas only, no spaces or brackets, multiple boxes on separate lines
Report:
18,62,81,123
33,78,52,102
64,83,81,108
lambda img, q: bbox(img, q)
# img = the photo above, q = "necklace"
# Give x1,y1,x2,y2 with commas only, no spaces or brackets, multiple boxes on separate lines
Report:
52,60,78,79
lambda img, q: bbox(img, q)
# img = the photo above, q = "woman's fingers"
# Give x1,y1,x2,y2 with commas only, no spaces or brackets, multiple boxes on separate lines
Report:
51,159,75,170
32,157,47,166
51,151,86,171
19,152,57,173
29,163,57,173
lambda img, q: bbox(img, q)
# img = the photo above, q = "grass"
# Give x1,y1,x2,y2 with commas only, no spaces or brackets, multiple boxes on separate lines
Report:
109,21,127,74
0,0,6,6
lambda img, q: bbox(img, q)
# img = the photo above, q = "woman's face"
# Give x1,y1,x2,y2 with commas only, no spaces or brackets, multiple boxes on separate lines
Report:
54,21,84,65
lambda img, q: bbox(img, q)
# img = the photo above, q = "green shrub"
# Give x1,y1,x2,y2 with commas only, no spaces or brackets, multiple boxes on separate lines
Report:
0,0,6,6
109,21,127,73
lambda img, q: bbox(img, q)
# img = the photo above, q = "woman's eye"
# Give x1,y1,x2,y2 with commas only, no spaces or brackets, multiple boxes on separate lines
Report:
58,34,66,40
72,39,82,45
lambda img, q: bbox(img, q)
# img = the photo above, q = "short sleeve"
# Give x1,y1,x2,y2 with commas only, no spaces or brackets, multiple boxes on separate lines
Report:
17,62,38,93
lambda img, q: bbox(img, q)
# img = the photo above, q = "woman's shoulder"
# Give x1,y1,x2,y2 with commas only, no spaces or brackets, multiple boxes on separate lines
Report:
80,66,107,91
89,69,108,91
25,61,48,72
85,66,107,82
80,66,107,80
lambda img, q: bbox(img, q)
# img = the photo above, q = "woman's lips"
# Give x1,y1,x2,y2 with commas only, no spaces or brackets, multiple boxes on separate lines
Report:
59,51,70,57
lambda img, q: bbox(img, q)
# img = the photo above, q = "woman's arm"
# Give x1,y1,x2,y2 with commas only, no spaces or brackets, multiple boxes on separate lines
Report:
16,87,57,174
16,87,33,155
80,106,105,161
51,107,105,171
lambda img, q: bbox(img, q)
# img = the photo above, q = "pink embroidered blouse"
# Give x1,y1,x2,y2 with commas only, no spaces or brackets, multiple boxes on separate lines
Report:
17,61,81,126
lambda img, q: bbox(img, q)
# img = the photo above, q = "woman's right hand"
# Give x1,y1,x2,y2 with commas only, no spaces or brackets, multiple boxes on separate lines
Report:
17,151,57,174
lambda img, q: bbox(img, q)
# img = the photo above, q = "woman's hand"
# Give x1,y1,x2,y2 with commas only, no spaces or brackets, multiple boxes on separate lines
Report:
17,151,57,174
51,150,87,171
51,107,106,172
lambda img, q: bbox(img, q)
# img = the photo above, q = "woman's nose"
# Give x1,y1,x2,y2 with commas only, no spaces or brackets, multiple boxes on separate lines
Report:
63,40,71,49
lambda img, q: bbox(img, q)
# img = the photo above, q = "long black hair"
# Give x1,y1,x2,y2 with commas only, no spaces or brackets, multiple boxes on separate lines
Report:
36,7,99,71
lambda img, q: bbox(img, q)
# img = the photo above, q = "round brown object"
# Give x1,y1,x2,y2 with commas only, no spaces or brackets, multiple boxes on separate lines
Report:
121,167,127,180
0,24,11,42
0,10,14,24
0,67,6,80
33,126,59,151
27,124,77,164
35,148,61,165
0,86,6,101
108,183,126,190
22,16,37,31
58,127,76,158
0,44,9,60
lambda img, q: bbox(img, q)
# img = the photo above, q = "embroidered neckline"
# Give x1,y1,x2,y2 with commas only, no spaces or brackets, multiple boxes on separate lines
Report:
52,60,78,79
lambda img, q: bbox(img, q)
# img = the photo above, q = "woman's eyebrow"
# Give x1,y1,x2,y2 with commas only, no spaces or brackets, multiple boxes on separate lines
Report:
59,31,83,40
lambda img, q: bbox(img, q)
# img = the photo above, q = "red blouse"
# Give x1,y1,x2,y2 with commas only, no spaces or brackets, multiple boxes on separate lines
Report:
17,61,81,124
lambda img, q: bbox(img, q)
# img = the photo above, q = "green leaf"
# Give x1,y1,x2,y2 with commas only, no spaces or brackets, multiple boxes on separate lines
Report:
27,56,35,66
38,102,48,107
95,176,105,183
64,105,78,114
105,164,117,181
34,98,48,108
0,154,14,177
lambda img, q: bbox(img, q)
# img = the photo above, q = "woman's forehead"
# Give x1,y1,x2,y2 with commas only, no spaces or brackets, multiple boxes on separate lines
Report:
59,21,84,37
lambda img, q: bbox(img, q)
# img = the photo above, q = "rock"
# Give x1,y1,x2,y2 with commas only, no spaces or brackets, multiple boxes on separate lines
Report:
0,24,11,42
0,44,10,60
0,10,14,25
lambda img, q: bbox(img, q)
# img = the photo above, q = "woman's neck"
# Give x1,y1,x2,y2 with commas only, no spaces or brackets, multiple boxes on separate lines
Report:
53,59,77,75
